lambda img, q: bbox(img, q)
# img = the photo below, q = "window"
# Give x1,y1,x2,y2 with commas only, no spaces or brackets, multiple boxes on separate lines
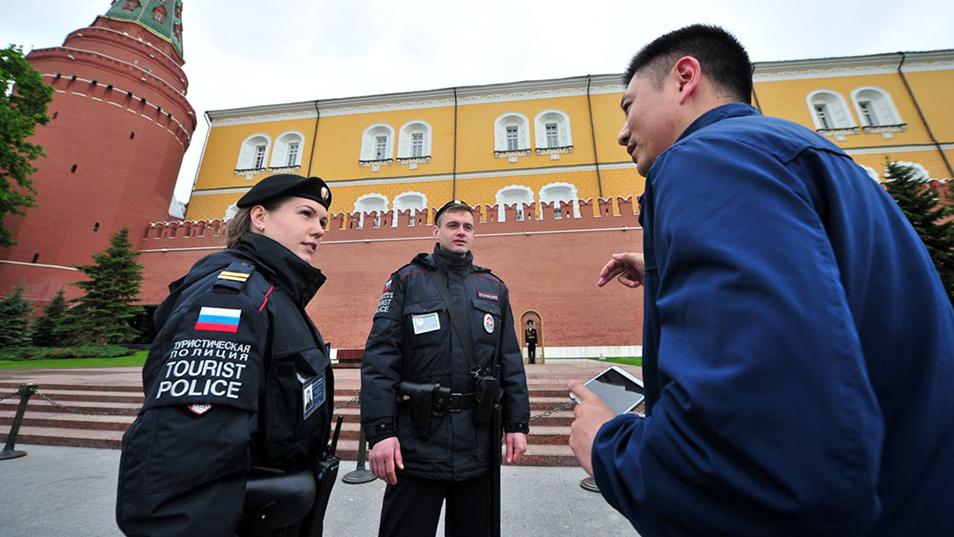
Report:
807,91,854,130
539,183,580,219
494,113,531,154
270,132,304,168
506,126,519,151
354,194,389,228
534,110,573,149
398,121,432,161
495,186,534,222
236,134,271,171
360,124,395,164
393,192,427,226
851,87,902,127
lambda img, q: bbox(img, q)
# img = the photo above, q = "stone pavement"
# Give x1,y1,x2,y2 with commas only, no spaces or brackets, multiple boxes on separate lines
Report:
0,444,639,536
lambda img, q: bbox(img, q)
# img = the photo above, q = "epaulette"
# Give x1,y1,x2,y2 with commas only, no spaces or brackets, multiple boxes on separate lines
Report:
212,261,257,292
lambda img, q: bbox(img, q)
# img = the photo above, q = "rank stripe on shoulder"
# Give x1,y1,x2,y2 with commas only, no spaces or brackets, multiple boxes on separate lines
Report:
218,270,250,282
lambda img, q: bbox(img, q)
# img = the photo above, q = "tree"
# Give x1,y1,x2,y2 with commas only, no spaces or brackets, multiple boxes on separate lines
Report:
884,160,954,303
0,282,32,348
32,288,67,347
1,44,53,246
60,228,144,344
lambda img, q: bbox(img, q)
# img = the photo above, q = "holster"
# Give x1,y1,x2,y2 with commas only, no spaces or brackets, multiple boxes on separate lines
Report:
239,470,315,536
399,382,451,439
473,374,500,424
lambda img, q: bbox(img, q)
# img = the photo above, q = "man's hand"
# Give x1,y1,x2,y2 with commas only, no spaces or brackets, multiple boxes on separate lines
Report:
369,436,404,485
597,252,645,288
568,380,617,477
505,432,527,464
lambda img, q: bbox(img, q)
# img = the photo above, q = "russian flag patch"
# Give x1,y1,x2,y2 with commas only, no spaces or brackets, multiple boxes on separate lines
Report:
194,307,241,333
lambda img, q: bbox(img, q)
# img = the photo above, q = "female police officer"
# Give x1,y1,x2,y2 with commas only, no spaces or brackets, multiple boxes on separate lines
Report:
117,174,336,536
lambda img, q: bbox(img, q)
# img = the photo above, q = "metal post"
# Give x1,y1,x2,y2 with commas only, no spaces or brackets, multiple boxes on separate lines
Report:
1,384,37,461
342,427,375,484
580,476,600,493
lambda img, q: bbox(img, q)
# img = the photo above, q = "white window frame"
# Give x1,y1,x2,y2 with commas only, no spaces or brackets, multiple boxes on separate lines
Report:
354,193,389,228
236,134,271,171
534,110,573,148
806,90,855,130
392,191,428,226
494,113,531,152
850,87,903,127
270,131,305,168
539,182,580,219
397,121,433,159
495,185,534,222
360,124,395,161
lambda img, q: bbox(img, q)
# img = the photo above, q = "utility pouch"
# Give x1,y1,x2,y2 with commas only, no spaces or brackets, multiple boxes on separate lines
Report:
399,382,445,438
473,374,500,424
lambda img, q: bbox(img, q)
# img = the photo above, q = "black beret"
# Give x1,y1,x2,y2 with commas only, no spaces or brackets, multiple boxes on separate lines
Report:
236,174,332,210
434,199,473,224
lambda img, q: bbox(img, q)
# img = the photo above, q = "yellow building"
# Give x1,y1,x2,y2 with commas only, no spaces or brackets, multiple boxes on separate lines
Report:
185,49,954,221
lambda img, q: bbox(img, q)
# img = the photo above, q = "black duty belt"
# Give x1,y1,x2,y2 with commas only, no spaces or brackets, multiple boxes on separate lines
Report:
447,392,476,413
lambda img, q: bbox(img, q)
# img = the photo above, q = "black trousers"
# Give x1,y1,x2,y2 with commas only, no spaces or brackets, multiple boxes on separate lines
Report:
378,472,490,537
527,344,536,363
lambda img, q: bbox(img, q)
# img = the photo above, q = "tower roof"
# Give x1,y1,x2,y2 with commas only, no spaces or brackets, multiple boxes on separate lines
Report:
104,0,183,57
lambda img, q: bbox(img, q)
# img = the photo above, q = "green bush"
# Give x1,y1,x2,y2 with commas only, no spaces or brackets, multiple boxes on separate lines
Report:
0,345,134,361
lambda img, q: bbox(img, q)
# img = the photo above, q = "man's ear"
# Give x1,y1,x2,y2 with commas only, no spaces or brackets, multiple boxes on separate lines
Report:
673,56,702,105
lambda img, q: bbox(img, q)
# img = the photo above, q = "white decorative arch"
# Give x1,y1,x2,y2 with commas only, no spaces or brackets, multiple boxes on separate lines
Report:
494,113,531,152
236,134,271,170
360,124,395,161
354,193,389,228
806,90,855,130
850,87,903,127
534,110,572,149
495,185,534,221
392,191,428,226
539,182,580,219
397,121,432,158
270,131,305,168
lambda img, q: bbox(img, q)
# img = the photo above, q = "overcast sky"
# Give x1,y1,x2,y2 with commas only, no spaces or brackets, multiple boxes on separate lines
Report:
2,0,952,209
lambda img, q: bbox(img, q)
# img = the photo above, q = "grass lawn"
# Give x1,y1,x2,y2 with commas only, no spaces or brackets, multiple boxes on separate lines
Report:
594,356,643,367
0,351,148,369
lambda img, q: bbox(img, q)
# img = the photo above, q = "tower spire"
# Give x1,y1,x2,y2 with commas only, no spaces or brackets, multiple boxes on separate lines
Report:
104,0,183,57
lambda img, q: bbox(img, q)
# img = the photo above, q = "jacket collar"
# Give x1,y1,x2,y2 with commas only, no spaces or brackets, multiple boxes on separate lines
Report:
413,245,489,274
677,102,760,142
233,233,326,308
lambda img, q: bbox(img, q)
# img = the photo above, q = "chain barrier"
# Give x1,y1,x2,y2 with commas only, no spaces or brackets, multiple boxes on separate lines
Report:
0,391,20,403
33,390,139,416
334,392,360,410
529,400,577,423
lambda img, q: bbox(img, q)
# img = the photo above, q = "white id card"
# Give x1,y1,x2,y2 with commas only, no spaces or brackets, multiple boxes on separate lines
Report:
412,312,441,334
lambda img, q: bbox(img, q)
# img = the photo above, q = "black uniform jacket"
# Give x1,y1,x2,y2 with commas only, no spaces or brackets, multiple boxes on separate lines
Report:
361,246,530,481
116,233,334,537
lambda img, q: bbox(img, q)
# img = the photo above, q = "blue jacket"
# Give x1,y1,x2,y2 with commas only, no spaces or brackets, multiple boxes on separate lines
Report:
592,103,954,536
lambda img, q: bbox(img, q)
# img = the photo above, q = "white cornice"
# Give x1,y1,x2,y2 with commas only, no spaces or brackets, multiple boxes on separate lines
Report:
753,50,954,82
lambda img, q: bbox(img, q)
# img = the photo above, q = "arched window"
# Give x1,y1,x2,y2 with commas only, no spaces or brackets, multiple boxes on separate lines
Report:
539,182,580,219
270,131,304,168
851,87,903,127
494,113,531,154
398,121,432,159
807,90,854,130
393,191,427,226
354,193,389,228
360,124,395,162
495,185,534,221
534,110,572,149
236,134,271,171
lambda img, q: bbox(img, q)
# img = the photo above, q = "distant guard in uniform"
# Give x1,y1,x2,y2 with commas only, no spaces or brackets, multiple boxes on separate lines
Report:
524,320,538,364
117,174,339,536
361,200,531,537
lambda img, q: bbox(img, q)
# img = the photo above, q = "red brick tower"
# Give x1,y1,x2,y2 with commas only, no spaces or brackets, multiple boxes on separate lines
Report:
0,1,195,302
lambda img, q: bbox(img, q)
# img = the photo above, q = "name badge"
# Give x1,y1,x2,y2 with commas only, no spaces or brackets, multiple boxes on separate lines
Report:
412,312,441,335
301,374,325,420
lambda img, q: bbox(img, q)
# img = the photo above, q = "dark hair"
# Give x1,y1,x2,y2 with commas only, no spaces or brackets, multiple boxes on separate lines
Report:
225,198,282,248
434,201,474,227
623,24,752,103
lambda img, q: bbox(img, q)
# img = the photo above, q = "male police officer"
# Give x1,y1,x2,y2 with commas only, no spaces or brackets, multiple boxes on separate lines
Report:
361,200,530,537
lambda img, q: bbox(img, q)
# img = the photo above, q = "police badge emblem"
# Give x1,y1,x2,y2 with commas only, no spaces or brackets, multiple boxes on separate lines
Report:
187,403,212,415
483,313,495,333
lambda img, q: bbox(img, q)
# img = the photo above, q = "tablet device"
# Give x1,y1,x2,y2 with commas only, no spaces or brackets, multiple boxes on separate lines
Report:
571,366,645,415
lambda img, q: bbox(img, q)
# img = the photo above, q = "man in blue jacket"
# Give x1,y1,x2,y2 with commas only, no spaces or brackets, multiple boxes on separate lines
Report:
569,24,954,536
